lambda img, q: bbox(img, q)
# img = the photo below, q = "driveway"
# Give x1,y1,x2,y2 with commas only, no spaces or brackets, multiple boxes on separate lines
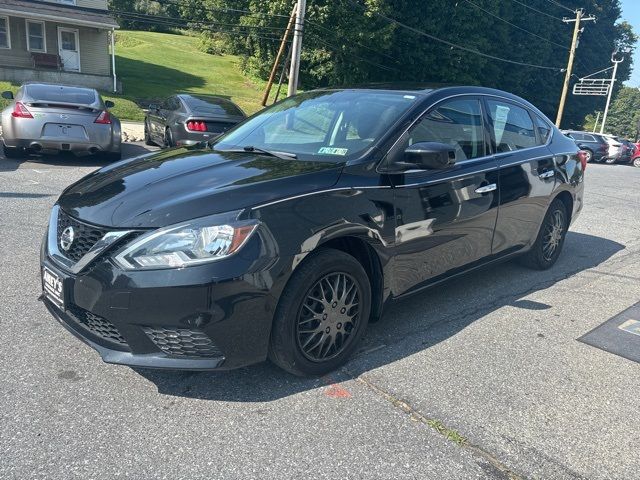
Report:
0,150,639,479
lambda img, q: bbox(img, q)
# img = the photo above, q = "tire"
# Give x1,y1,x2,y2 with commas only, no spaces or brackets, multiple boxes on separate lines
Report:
583,149,593,163
144,121,155,146
269,248,371,376
633,157,640,168
164,128,174,148
3,144,26,159
519,199,568,270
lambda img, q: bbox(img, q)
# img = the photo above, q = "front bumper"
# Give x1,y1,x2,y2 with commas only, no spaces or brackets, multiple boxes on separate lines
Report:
40,227,285,371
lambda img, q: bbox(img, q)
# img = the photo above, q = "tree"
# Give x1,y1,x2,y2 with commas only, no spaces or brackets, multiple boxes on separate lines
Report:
583,87,640,139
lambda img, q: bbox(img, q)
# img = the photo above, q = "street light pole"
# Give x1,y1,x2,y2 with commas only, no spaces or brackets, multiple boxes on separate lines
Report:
287,0,307,97
600,51,624,134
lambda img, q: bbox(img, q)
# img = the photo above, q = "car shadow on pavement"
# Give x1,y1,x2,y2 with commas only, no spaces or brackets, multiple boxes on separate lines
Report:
135,231,625,402
0,143,155,171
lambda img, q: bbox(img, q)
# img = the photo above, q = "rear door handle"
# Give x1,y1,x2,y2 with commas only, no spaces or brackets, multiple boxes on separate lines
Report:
475,183,497,194
538,170,555,179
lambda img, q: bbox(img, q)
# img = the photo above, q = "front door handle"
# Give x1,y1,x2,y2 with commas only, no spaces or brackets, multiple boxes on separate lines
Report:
538,170,555,179
475,183,497,194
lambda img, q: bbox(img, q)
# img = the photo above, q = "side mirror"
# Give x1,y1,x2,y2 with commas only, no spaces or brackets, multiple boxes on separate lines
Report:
2,91,14,100
404,142,456,170
148,103,159,111
104,100,114,108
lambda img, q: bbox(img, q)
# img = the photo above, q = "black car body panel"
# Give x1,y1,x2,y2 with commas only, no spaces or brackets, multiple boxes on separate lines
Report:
41,86,584,370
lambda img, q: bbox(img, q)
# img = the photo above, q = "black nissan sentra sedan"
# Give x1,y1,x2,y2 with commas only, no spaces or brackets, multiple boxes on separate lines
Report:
40,86,585,376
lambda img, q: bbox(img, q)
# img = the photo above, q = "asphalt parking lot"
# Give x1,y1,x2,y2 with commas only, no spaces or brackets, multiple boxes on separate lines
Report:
1,147,639,479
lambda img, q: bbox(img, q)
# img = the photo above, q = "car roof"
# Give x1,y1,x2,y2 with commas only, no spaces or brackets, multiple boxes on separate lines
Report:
313,85,546,116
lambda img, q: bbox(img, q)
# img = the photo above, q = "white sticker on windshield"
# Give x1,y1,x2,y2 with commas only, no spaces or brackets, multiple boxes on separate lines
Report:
493,105,510,146
318,147,348,156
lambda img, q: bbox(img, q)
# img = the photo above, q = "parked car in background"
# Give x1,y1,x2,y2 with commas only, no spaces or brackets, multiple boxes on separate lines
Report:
619,139,635,164
602,134,623,164
40,86,585,376
632,142,640,168
1,83,121,160
562,130,608,163
144,94,246,148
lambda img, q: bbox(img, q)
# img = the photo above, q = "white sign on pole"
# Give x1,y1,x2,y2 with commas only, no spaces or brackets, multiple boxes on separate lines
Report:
572,79,612,96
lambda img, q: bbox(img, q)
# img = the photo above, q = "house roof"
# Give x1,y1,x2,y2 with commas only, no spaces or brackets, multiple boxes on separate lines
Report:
0,0,119,29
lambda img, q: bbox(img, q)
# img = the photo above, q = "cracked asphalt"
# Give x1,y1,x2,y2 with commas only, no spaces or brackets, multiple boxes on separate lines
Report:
1,146,639,479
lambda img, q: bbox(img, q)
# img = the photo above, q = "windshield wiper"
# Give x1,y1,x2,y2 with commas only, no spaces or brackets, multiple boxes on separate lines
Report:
211,144,297,160
242,145,297,160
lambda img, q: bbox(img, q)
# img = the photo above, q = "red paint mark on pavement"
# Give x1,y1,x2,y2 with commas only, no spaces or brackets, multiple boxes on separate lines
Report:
322,375,352,398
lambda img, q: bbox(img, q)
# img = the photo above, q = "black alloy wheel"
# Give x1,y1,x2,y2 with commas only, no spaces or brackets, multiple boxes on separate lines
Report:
269,248,371,376
164,128,174,148
519,199,568,270
296,272,361,362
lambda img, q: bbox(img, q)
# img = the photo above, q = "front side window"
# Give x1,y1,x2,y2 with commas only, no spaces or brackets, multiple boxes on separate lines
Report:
401,97,486,162
0,17,9,49
215,90,419,161
487,100,537,152
26,20,45,52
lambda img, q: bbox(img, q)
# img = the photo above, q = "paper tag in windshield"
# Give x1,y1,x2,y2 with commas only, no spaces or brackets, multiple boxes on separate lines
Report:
318,147,348,156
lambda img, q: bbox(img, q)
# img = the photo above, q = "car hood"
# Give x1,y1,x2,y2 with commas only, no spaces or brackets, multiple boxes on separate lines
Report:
58,147,344,228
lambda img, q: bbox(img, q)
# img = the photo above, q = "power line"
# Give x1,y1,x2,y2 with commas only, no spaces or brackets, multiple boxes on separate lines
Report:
344,0,563,71
464,0,568,49
509,0,564,22
540,0,576,14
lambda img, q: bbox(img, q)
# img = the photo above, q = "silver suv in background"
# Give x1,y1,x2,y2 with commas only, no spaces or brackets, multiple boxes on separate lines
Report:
1,83,121,160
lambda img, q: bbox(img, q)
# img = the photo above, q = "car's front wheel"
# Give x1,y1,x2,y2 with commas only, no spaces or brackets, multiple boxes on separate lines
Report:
583,149,593,163
633,157,640,168
269,248,371,376
519,199,568,270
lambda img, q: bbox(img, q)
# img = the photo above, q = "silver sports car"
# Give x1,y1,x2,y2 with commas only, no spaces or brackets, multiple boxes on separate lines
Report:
1,83,121,160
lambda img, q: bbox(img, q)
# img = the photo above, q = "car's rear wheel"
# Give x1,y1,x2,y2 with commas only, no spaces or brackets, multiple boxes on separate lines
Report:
144,121,155,146
519,199,568,270
3,144,26,159
633,157,640,168
269,248,371,376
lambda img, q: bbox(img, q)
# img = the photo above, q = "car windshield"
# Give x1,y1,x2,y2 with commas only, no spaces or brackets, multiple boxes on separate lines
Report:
26,85,96,105
213,90,419,160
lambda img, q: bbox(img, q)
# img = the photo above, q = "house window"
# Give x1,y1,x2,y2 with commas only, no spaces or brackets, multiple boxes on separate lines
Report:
0,16,9,49
26,20,46,52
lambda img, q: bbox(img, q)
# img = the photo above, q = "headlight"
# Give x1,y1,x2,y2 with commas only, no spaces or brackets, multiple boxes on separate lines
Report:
114,216,258,270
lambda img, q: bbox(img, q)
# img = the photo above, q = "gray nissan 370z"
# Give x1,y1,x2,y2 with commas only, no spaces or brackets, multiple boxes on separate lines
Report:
1,83,121,160
40,86,585,376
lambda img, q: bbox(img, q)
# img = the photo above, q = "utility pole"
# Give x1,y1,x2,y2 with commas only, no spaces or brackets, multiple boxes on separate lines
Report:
261,4,297,106
592,111,601,133
555,9,596,127
287,0,306,97
600,50,625,134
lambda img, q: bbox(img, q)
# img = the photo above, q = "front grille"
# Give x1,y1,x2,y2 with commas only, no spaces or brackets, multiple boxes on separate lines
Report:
57,210,109,262
68,305,128,345
143,327,223,358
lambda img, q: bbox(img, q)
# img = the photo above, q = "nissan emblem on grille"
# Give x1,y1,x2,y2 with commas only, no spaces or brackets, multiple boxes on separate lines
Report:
60,226,75,251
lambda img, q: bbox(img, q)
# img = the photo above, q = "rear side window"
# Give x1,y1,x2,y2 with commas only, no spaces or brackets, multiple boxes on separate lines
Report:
403,97,486,162
534,115,552,144
487,100,536,152
570,132,584,141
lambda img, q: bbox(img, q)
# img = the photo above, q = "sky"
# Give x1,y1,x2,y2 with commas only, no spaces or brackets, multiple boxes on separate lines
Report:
620,0,640,86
